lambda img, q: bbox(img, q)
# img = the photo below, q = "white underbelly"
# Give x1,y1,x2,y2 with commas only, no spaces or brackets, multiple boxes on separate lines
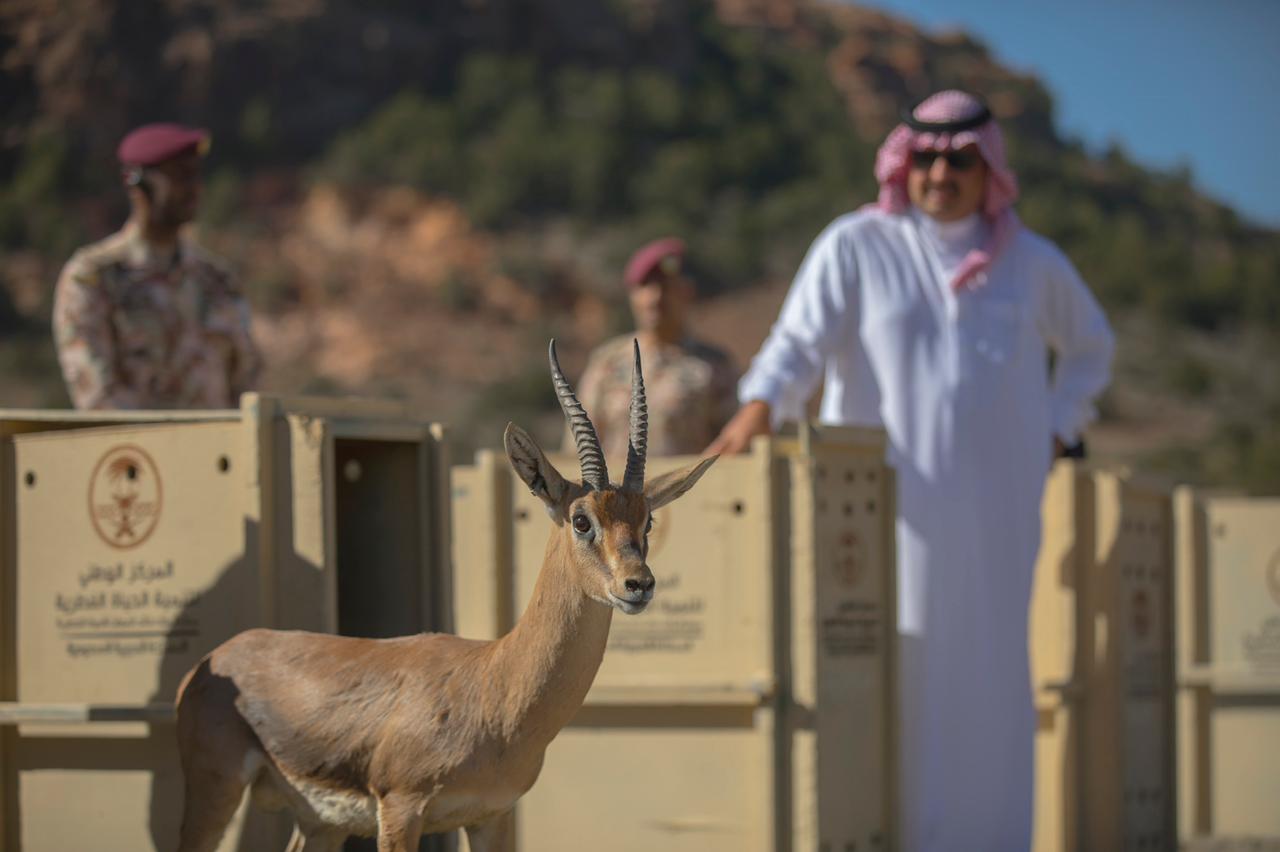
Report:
287,775,379,836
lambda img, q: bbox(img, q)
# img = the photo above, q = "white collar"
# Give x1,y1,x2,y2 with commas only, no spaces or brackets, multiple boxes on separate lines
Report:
909,207,985,250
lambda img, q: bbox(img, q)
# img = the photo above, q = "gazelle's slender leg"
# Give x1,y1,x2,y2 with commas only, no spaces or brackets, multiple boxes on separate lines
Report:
376,792,427,852
464,810,513,852
174,766,248,852
176,657,261,852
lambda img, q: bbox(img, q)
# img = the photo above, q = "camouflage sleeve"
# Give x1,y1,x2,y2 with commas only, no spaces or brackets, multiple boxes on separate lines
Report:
51,255,142,410
226,283,262,398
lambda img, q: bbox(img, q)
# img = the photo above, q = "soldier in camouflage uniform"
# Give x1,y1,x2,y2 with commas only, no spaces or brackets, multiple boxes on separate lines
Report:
52,123,260,410
568,237,738,459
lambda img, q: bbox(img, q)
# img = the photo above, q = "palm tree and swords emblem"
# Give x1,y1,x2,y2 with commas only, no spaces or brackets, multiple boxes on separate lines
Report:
89,445,162,548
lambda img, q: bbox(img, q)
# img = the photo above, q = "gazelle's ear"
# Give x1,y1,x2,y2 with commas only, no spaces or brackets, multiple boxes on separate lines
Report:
504,423,570,513
644,455,718,511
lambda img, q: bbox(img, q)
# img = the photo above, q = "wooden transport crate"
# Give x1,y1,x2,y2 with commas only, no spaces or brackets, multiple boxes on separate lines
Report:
0,394,450,852
1174,490,1280,847
451,425,897,852
1030,463,1177,852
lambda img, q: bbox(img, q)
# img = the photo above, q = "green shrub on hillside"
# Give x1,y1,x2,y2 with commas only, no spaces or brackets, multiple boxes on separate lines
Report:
316,37,878,289
0,134,85,258
316,34,1278,350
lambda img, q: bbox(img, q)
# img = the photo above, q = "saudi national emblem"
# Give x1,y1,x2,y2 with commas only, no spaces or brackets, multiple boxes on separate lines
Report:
89,445,162,548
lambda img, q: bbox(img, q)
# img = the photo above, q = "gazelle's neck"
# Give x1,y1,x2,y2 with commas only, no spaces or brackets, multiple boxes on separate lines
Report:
485,532,613,744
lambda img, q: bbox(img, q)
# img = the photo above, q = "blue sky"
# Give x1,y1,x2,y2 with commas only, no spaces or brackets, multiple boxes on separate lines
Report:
856,0,1280,228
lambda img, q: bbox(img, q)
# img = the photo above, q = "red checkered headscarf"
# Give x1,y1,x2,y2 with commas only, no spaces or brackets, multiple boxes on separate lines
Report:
872,90,1021,292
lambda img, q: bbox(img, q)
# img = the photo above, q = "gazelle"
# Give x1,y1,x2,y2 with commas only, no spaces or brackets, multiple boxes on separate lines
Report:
174,340,717,852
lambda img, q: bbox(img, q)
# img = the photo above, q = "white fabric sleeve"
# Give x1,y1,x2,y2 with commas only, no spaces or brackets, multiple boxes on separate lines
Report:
738,220,856,425
1040,248,1115,443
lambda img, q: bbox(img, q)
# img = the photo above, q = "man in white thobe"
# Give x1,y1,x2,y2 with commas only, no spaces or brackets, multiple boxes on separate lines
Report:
708,90,1115,850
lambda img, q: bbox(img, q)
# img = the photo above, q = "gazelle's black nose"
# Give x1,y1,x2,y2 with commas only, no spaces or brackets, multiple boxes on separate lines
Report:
624,576,655,594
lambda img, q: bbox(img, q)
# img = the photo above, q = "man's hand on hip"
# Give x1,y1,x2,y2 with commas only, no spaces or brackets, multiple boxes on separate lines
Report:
705,400,772,456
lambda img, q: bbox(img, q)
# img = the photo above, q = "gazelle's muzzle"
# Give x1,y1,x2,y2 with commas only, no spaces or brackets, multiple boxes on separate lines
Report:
607,564,655,615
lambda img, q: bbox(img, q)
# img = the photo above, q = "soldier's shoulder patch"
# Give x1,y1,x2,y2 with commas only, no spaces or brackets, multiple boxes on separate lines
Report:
57,253,100,289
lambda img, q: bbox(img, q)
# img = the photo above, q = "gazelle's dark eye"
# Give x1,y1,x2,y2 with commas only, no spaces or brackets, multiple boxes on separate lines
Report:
572,514,592,535
644,515,654,535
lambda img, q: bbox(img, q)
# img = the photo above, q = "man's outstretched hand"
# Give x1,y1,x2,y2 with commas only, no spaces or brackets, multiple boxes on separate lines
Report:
705,400,773,456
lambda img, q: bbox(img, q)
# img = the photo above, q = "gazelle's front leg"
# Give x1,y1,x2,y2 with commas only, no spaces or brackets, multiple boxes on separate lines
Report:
376,792,427,852
463,810,513,852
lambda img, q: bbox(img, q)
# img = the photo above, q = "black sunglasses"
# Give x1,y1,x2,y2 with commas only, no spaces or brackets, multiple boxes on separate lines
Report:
910,149,982,171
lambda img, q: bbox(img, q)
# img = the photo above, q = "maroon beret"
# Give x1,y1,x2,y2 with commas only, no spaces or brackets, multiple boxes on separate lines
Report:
116,123,210,167
624,237,686,287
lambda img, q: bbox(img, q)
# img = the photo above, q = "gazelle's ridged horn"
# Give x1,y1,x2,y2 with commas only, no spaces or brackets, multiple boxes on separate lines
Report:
548,339,609,490
622,340,648,492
